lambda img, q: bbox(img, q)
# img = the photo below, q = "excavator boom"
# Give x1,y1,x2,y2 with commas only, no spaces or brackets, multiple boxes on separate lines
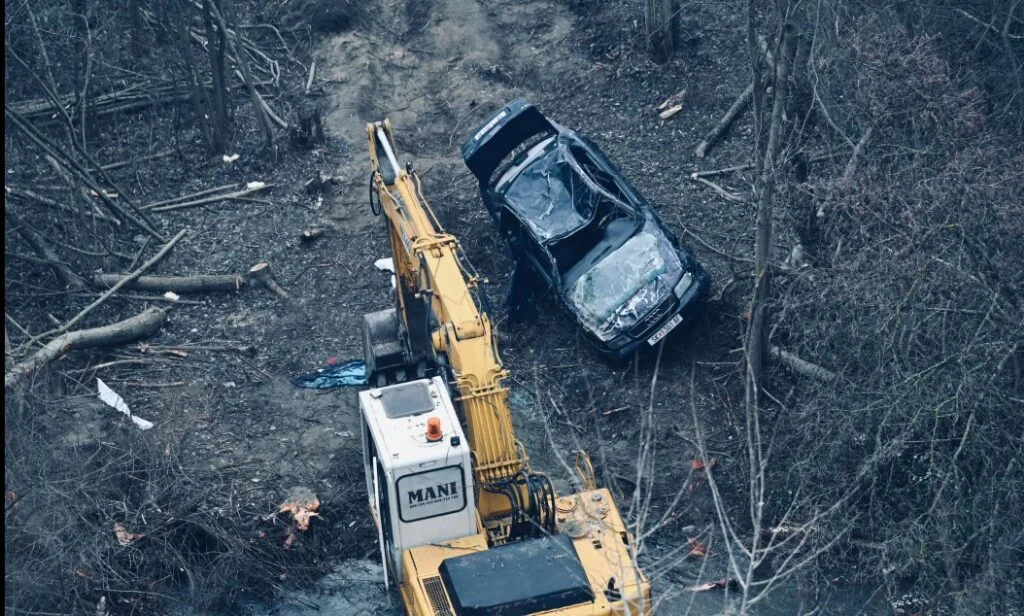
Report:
366,121,528,523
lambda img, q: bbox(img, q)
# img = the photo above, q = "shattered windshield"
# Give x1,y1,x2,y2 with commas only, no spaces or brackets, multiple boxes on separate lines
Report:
502,139,602,240
568,230,682,340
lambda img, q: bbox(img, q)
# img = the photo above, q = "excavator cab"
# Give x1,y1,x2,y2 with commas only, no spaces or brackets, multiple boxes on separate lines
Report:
361,380,609,615
359,376,477,585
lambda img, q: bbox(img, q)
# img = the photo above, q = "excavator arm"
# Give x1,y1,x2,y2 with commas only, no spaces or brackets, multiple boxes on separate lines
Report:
366,120,545,531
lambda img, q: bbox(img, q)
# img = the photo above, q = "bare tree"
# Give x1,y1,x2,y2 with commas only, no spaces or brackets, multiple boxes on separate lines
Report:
202,0,231,152
645,0,676,60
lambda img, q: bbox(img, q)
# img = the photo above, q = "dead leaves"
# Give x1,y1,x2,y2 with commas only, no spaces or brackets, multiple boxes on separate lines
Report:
688,457,718,492
279,486,321,531
690,457,717,471
273,486,321,549
113,523,146,546
687,537,708,557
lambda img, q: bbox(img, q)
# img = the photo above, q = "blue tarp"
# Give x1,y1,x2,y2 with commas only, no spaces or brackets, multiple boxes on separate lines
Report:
291,360,367,389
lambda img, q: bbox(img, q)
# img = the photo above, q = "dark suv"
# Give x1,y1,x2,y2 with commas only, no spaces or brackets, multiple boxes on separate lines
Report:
462,99,709,359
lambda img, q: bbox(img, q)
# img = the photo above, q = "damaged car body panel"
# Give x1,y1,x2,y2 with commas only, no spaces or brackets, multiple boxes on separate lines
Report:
567,228,681,342
462,98,709,358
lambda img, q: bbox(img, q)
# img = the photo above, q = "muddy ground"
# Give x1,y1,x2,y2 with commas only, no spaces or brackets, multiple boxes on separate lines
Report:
5,0,880,613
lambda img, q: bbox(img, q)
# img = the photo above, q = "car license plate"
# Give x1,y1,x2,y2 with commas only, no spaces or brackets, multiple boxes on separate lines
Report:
647,314,683,346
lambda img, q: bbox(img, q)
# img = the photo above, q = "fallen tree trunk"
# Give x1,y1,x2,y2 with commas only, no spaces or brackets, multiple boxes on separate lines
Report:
694,38,777,160
139,184,237,211
4,105,165,241
7,83,191,122
143,183,273,212
51,229,186,337
6,185,120,224
100,149,175,172
93,261,288,302
5,307,168,389
694,82,755,159
770,345,837,382
92,273,245,294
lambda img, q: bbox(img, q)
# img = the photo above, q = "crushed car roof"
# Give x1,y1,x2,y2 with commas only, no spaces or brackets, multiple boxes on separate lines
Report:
500,137,610,240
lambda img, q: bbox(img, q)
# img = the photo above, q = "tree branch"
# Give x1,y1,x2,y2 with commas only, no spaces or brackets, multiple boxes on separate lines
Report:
5,307,168,389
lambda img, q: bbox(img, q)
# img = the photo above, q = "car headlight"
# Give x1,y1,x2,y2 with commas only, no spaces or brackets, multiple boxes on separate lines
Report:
673,272,693,298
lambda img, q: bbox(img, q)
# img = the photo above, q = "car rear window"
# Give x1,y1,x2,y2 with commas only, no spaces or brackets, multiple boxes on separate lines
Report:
495,135,556,190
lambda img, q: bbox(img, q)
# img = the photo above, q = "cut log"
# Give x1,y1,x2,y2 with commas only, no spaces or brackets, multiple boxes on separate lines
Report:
770,346,837,382
694,81,754,159
5,307,168,389
659,104,684,120
46,229,186,339
92,273,245,294
657,88,687,111
249,262,292,302
299,227,330,243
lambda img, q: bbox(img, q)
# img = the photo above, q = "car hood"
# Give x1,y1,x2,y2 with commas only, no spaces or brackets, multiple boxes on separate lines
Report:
567,223,682,341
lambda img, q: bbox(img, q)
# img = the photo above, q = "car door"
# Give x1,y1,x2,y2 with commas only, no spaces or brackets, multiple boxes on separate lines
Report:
499,209,551,321
522,231,559,289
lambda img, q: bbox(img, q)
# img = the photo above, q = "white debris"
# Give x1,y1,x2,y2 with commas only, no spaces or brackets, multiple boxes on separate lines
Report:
163,291,180,301
374,257,396,289
246,181,266,190
222,153,240,163
97,378,154,430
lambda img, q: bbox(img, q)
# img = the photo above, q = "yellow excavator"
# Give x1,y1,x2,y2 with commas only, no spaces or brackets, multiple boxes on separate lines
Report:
358,118,651,615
